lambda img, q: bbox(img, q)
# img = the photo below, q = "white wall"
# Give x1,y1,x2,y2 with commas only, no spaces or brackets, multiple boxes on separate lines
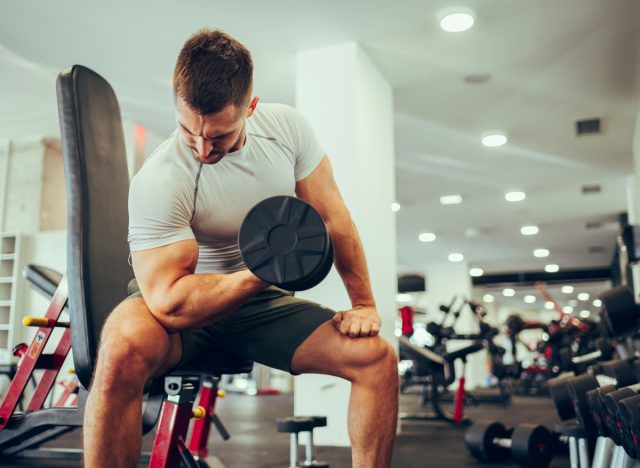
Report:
0,139,45,234
424,262,488,388
295,42,397,447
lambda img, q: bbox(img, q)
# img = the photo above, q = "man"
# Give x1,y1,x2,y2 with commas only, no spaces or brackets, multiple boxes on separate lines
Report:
83,29,398,468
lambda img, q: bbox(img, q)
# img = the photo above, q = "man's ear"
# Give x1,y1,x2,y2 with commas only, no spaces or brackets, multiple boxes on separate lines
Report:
247,96,260,117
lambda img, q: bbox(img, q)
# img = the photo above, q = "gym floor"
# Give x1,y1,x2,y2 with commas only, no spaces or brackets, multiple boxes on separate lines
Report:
2,390,568,467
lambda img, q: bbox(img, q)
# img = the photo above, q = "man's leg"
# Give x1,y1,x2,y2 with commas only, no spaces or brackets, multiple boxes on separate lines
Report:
83,298,182,468
291,322,399,468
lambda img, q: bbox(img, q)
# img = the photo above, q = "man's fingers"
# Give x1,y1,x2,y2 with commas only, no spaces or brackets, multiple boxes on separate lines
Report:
360,321,372,336
335,310,382,337
349,321,362,338
339,317,352,335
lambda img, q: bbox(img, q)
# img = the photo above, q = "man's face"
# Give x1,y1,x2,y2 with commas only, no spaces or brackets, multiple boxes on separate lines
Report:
175,97,258,165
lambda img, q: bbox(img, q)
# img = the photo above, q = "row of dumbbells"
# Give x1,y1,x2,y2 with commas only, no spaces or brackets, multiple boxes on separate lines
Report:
277,415,329,468
549,356,640,468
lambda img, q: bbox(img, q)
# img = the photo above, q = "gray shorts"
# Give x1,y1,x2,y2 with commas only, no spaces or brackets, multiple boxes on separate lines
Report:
126,280,334,373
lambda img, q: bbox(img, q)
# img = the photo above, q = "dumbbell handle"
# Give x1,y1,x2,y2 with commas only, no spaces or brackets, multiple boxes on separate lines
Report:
493,438,512,449
305,430,315,463
572,350,602,364
290,433,298,468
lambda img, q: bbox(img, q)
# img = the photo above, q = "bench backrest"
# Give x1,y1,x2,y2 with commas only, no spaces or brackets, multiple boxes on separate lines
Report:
56,65,133,389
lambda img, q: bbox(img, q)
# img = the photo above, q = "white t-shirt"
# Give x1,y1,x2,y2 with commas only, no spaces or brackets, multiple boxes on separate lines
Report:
128,103,325,274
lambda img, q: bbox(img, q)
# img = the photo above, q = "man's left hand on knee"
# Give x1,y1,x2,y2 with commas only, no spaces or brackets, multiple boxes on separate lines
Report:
332,306,381,338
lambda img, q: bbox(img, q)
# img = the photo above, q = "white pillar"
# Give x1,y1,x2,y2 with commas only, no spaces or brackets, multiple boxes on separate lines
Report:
425,262,487,389
294,43,396,447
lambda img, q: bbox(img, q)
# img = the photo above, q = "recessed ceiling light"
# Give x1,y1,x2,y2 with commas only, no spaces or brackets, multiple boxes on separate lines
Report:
577,293,590,301
483,294,495,303
534,249,550,258
418,232,436,242
440,11,475,32
545,264,560,273
469,268,484,277
521,225,539,236
502,288,515,297
593,299,602,307
505,191,526,202
561,285,574,294
524,295,536,304
482,133,507,147
580,310,590,318
448,253,464,262
440,194,463,205
563,306,574,313
391,202,401,212
544,301,554,310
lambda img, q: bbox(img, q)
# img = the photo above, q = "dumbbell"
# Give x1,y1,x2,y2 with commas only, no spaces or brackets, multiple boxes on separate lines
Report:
277,416,329,468
239,196,334,291
300,416,329,467
603,385,640,450
592,357,637,387
599,390,640,468
566,374,600,436
587,385,617,438
549,374,578,421
560,339,615,373
549,359,638,426
465,420,554,467
615,394,640,459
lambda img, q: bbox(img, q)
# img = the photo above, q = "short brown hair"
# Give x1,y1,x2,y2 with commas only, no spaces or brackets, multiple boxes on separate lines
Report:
173,29,253,115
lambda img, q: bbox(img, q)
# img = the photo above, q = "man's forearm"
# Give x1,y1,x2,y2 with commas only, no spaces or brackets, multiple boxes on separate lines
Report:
148,270,268,332
328,219,376,308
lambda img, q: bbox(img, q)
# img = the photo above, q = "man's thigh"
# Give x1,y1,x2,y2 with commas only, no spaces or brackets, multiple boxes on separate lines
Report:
177,286,335,373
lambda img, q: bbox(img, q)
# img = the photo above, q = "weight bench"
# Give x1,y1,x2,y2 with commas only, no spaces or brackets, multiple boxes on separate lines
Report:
0,65,253,467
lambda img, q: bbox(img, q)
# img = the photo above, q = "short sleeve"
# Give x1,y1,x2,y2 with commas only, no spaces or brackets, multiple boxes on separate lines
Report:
127,170,195,252
284,107,325,181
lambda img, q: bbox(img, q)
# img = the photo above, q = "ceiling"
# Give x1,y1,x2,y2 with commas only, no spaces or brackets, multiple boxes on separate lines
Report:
1,0,639,276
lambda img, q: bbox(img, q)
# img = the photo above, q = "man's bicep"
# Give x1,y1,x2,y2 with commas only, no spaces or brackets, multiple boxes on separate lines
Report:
131,239,199,312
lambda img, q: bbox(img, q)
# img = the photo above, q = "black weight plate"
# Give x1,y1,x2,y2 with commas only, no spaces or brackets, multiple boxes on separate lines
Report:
276,416,315,433
599,287,639,337
548,375,576,421
274,231,329,291
567,374,599,433
308,415,328,428
617,394,640,456
558,347,573,372
587,385,616,436
465,420,510,462
510,424,554,468
591,385,617,439
604,387,638,444
279,235,333,291
595,337,614,360
239,196,329,290
298,236,334,291
608,358,637,387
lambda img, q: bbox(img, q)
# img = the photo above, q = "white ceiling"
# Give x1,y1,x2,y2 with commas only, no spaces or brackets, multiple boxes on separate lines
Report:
1,0,639,275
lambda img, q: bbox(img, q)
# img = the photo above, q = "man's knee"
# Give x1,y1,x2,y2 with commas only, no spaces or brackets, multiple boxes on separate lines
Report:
94,300,171,390
344,338,398,384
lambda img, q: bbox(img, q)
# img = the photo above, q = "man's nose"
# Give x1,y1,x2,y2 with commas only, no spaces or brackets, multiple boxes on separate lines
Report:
196,137,213,156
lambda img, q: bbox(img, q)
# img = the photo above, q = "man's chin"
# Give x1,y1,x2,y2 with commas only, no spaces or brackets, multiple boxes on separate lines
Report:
196,153,226,165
